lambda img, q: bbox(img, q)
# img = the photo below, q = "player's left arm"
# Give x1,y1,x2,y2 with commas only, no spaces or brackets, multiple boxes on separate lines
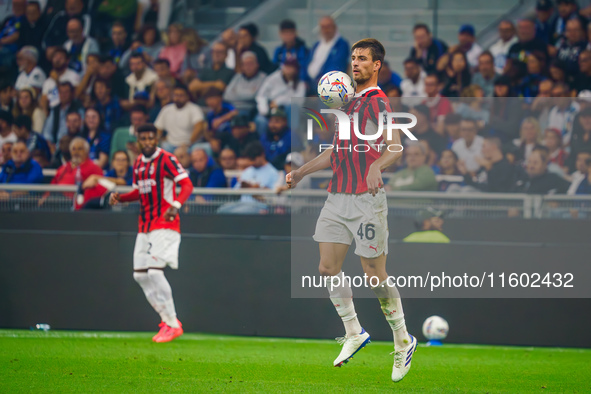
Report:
163,155,194,221
366,128,403,196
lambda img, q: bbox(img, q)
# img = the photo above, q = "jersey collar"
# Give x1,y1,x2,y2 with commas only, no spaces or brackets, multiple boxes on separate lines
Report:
141,147,162,163
354,86,381,98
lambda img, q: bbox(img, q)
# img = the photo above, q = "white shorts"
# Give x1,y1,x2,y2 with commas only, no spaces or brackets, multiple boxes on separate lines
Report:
133,229,181,270
313,190,389,258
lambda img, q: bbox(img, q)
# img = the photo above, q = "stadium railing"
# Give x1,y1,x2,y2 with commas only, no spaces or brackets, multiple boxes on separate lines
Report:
2,184,590,219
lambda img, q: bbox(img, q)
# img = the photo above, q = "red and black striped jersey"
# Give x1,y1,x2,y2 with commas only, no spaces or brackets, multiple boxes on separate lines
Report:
328,87,392,194
132,148,189,233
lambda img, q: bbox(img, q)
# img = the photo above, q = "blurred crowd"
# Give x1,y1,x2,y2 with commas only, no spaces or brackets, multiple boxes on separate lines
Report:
1,0,591,210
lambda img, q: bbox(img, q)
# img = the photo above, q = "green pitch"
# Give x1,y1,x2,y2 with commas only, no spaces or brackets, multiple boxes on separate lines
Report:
1,330,590,392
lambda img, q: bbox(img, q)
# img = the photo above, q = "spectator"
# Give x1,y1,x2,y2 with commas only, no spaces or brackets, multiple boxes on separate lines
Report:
83,150,133,189
307,16,350,85
18,1,46,52
255,58,305,132
572,50,591,92
42,81,84,145
403,208,450,243
124,52,158,109
218,141,279,214
104,21,129,65
189,148,226,188
15,46,46,92
490,20,518,74
472,51,499,97
221,28,238,70
408,23,448,74
0,82,14,113
173,145,191,169
488,76,523,142
188,41,235,102
548,81,580,145
568,106,591,171
441,50,472,98
434,149,464,192
443,113,462,148
544,127,568,167
0,141,13,165
518,50,549,99
236,22,273,74
13,87,46,133
65,109,83,138
95,55,128,100
220,147,237,171
63,17,99,75
48,134,73,169
180,28,208,83
0,140,43,184
149,78,173,121
525,147,570,193
153,58,178,91
214,115,259,157
223,51,267,118
438,25,482,71
40,47,81,110
154,84,206,153
93,78,122,132
423,73,453,135
514,117,544,165
158,23,186,77
44,137,106,210
43,0,91,48
204,88,237,135
555,18,587,77
507,18,549,82
386,143,437,191
82,107,110,169
0,110,17,163
567,150,591,194
13,114,50,165
452,118,485,172
459,136,525,192
400,58,426,107
552,0,588,46
261,106,302,170
0,0,26,70
121,24,163,69
74,53,99,101
110,104,147,162
378,61,402,91
272,19,309,81
456,85,490,126
535,0,556,44
275,152,307,193
408,104,446,156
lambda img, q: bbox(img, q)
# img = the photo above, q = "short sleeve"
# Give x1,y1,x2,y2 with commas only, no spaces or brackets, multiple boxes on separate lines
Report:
164,154,189,182
191,104,204,124
154,107,165,130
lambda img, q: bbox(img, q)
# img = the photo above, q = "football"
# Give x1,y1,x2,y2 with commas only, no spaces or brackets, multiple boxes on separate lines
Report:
317,71,355,108
422,315,449,341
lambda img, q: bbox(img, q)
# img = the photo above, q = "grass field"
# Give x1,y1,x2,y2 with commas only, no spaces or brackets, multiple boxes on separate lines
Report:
1,330,590,392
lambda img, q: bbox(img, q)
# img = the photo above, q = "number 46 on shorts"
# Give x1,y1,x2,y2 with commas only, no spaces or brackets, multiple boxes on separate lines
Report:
357,223,376,240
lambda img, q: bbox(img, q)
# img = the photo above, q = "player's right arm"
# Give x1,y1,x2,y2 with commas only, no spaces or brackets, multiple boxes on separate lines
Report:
287,147,333,189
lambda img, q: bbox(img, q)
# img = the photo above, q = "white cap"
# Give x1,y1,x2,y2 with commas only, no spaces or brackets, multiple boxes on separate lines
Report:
286,152,304,167
578,90,591,102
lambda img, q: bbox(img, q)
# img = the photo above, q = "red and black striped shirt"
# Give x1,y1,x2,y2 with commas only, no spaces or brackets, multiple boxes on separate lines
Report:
132,148,189,233
328,87,392,194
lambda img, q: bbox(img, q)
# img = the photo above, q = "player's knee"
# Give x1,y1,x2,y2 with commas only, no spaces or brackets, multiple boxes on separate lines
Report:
133,271,148,283
318,262,340,277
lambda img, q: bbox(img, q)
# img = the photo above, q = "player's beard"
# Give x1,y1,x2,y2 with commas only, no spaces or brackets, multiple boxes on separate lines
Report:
353,70,370,85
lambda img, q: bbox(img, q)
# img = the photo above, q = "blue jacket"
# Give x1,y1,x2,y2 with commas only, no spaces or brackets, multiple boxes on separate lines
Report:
189,157,227,188
0,158,44,184
308,36,350,82
273,37,310,80
262,127,303,170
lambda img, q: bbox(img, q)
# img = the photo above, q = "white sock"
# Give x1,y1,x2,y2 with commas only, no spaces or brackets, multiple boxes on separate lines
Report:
327,271,362,337
372,279,410,350
147,269,179,328
133,271,159,311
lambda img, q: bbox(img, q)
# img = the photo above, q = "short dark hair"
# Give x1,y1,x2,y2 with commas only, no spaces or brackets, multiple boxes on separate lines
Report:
0,80,13,92
130,104,148,115
243,141,265,159
444,113,462,125
111,21,126,31
99,54,115,64
173,84,190,95
129,51,145,62
136,124,157,135
403,57,420,66
413,23,431,34
479,50,494,62
14,115,32,131
52,47,69,59
154,58,170,68
58,81,74,91
27,1,41,10
279,19,296,30
239,23,259,39
425,72,440,82
93,78,112,91
461,117,478,127
112,150,130,162
66,109,81,118
351,38,385,70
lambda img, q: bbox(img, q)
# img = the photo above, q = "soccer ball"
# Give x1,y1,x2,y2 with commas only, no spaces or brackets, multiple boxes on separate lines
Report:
422,315,449,341
317,71,355,108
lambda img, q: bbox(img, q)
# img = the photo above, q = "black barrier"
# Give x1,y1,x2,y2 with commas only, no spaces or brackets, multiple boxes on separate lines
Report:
0,212,590,347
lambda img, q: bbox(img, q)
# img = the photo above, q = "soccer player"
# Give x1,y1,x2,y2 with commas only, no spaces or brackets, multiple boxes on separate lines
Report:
109,124,193,343
287,38,417,382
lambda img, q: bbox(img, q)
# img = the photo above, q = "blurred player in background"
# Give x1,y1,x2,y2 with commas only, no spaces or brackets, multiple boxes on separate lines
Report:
403,207,450,243
287,38,417,382
110,124,193,343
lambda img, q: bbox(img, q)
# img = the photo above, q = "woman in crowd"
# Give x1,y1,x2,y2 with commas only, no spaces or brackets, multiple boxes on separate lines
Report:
12,87,46,133
543,127,567,168
180,28,208,85
82,108,111,170
487,75,523,142
441,51,472,98
158,23,187,77
518,51,549,99
434,149,464,192
455,85,490,126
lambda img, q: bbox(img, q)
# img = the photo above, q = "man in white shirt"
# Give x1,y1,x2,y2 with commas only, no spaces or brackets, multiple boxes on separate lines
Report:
154,85,206,153
41,47,81,110
452,118,485,172
15,46,46,92
63,17,99,76
489,20,518,74
124,52,159,110
400,58,426,107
